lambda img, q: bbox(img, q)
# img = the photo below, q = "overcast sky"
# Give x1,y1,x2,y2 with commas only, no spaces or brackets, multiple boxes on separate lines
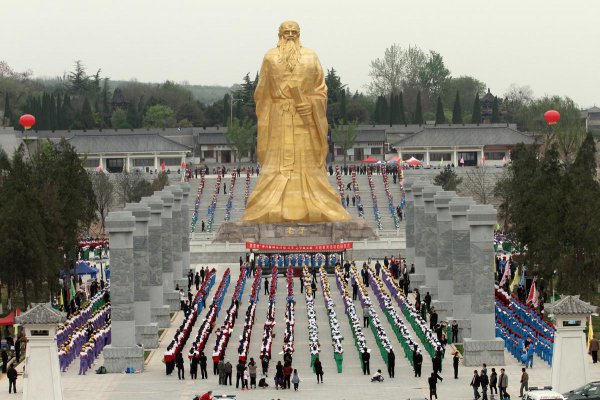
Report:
1,0,598,107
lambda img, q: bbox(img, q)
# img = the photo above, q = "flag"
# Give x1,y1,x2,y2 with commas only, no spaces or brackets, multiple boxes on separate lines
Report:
161,162,165,171
510,266,520,292
527,279,538,307
59,289,64,308
499,260,511,287
482,154,487,163
588,315,594,348
519,267,525,287
181,161,186,170
69,279,76,301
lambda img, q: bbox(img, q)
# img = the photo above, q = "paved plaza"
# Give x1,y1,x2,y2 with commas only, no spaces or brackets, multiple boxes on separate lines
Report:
4,264,599,400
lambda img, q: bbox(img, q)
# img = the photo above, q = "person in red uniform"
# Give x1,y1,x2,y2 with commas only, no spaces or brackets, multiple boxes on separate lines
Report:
198,391,212,400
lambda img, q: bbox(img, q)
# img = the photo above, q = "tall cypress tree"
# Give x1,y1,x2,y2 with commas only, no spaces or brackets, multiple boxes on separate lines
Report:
373,95,388,124
389,93,397,126
223,93,231,125
414,91,424,125
452,91,463,124
62,95,74,129
80,98,95,129
491,96,500,123
3,93,12,126
435,96,446,125
126,99,139,128
398,91,406,125
340,89,347,123
471,93,481,124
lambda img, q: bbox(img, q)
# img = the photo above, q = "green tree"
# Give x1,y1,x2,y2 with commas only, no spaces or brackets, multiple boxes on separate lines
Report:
418,50,450,98
435,96,446,124
126,99,140,128
111,107,130,129
80,97,96,129
115,172,152,205
452,91,463,124
3,93,12,126
67,60,92,96
346,99,369,123
441,76,486,118
373,96,388,124
471,93,481,124
224,118,256,167
331,121,358,167
414,91,424,125
143,104,176,128
89,171,114,232
325,68,344,103
433,165,463,191
491,96,500,123
222,94,230,126
151,171,170,191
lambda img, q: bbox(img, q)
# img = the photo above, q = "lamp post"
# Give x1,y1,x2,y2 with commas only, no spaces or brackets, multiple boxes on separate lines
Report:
230,98,244,126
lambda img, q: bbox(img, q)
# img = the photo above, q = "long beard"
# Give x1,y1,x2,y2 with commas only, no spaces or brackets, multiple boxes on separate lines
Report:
277,38,301,72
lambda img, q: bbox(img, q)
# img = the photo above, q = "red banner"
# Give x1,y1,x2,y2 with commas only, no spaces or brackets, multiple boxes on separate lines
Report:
245,242,353,252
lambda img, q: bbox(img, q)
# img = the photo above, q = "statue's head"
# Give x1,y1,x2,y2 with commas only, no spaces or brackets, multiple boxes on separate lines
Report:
277,21,302,71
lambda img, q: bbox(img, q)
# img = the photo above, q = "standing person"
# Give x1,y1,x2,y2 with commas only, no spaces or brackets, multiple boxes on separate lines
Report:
480,369,489,400
453,352,460,379
176,352,185,380
498,368,508,400
201,220,205,232
471,370,481,400
489,368,498,397
314,357,324,384
1,349,7,373
432,348,442,374
179,289,186,310
14,337,21,364
352,280,358,301
224,360,233,385
363,304,370,328
217,359,225,384
361,349,371,375
195,272,200,291
275,361,284,389
292,368,301,391
7,364,17,394
300,275,304,294
190,355,198,379
200,266,205,282
520,368,529,397
248,358,257,388
283,362,293,389
428,371,443,400
451,320,459,343
430,307,438,330
236,360,245,388
242,366,249,390
375,261,381,277
424,291,432,312
264,277,269,295
589,335,599,363
387,349,395,378
413,346,423,377
199,351,208,379
261,353,270,377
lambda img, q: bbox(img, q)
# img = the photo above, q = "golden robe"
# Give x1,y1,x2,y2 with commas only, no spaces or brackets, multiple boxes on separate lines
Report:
243,47,351,223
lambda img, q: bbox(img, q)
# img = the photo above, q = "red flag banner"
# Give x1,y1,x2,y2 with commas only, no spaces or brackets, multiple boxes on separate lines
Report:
245,242,353,252
161,162,166,171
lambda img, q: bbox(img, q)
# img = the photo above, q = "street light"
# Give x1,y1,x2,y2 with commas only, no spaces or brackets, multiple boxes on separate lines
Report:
230,98,244,126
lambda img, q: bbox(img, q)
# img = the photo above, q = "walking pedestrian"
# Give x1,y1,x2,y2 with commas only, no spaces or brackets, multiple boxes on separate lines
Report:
248,358,257,388
264,277,269,295
520,368,529,397
7,364,17,394
190,356,198,379
362,349,371,375
453,351,460,379
489,368,498,397
314,357,323,383
590,336,599,363
429,371,443,400
471,370,481,399
387,349,395,378
176,352,185,380
413,346,423,377
480,369,489,400
224,360,233,385
292,368,301,391
199,351,208,379
499,368,509,400
452,320,459,343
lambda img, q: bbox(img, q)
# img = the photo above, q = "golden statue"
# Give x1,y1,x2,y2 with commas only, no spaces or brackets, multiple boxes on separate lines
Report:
243,21,351,223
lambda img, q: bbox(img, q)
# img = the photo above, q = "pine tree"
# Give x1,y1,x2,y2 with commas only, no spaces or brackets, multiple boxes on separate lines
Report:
491,96,500,123
80,98,95,129
452,91,463,124
435,96,446,125
223,93,231,125
378,96,388,124
471,93,481,124
126,99,139,128
398,91,407,125
3,93,12,126
340,89,347,123
389,93,397,126
414,91,424,125
62,95,74,129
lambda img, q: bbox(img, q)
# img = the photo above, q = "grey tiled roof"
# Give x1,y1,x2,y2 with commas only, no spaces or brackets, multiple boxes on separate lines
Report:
197,132,228,145
16,303,66,324
0,130,25,155
546,295,596,315
68,132,191,154
355,129,385,142
393,125,536,148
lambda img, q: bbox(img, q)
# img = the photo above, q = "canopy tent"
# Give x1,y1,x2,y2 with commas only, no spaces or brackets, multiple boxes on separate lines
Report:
387,155,402,164
61,261,99,278
0,308,21,326
375,160,386,165
405,156,422,166
362,156,378,163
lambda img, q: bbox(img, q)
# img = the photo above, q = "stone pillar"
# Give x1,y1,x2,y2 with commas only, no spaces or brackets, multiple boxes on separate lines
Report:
179,183,191,280
411,182,428,278
124,203,159,349
463,204,504,366
103,211,144,372
404,180,425,290
446,197,475,340
168,186,186,290
16,304,65,400
141,196,170,329
431,190,456,321
159,191,179,312
420,185,443,298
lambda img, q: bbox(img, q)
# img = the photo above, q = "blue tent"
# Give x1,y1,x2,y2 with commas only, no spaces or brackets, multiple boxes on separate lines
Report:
61,261,98,279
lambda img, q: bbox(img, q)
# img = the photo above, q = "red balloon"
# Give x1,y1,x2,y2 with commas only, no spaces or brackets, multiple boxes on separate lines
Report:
544,110,560,125
19,114,36,130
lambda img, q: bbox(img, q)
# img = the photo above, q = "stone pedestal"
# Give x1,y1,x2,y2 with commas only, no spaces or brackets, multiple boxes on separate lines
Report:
159,191,179,312
411,182,428,277
104,211,144,373
214,219,378,244
463,338,505,366
141,196,170,329
464,204,504,366
180,183,191,278
16,304,66,400
125,203,158,349
431,191,456,321
168,186,186,290
448,197,475,341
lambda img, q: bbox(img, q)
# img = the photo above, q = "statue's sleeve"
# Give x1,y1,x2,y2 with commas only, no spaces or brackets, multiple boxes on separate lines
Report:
310,54,329,167
254,55,271,166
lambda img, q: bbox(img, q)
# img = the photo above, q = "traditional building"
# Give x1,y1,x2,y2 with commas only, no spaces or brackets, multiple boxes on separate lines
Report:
581,106,600,135
331,128,386,162
392,124,536,167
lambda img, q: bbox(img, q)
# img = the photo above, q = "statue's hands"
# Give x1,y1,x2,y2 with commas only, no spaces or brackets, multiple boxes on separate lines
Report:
295,102,312,116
